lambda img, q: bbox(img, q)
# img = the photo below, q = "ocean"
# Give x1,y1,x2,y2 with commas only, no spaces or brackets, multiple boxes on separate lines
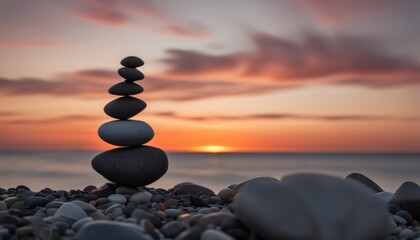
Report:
0,151,418,192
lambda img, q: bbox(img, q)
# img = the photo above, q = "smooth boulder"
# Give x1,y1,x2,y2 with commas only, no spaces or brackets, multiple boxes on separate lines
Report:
75,221,150,240
98,120,154,146
344,173,383,193
92,146,168,186
108,82,143,96
118,67,144,81
120,56,144,68
281,173,388,240
233,179,320,240
389,181,420,220
104,97,146,120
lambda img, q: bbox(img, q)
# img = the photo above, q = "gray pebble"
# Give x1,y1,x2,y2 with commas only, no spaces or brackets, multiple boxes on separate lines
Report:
392,215,407,225
107,194,127,204
71,217,93,232
161,221,184,238
399,228,416,238
165,209,183,218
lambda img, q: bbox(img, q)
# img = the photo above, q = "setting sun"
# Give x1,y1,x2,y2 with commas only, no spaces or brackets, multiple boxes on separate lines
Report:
195,145,232,153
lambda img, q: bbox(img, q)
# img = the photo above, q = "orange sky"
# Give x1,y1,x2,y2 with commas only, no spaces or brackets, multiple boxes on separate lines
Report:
0,0,419,152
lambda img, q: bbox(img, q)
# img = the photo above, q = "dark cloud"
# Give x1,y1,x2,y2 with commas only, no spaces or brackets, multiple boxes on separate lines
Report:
150,111,420,122
162,32,420,87
0,70,282,101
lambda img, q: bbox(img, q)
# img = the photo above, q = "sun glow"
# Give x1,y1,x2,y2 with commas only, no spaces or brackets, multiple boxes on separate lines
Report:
195,145,231,153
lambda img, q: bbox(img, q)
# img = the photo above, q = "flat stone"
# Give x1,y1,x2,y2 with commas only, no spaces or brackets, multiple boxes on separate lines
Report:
109,82,144,96
54,203,88,221
121,56,144,68
173,184,214,196
104,97,146,120
345,173,383,193
233,179,320,240
201,229,235,240
107,194,127,204
89,183,116,199
98,120,154,146
233,176,278,192
118,67,144,81
282,173,388,240
76,220,150,240
389,181,420,220
92,146,168,187
129,191,152,204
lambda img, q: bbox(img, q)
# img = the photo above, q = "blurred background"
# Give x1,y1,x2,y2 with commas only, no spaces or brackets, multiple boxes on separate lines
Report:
0,0,419,190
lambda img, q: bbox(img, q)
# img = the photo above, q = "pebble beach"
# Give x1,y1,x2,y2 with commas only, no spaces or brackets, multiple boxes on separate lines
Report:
0,173,419,240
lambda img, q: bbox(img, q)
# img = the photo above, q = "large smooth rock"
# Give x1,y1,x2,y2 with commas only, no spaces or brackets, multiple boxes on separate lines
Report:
118,67,144,81
98,120,154,146
389,181,420,220
104,97,146,120
121,56,144,68
233,179,320,240
108,82,144,96
75,221,150,240
281,173,388,240
344,173,383,193
92,146,168,187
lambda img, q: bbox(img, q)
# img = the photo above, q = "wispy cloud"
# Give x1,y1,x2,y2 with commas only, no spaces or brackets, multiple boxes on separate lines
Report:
151,111,420,122
162,31,420,88
69,0,210,38
0,115,103,124
0,40,58,49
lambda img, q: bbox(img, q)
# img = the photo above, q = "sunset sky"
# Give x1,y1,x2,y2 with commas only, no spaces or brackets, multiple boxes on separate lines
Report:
0,0,419,152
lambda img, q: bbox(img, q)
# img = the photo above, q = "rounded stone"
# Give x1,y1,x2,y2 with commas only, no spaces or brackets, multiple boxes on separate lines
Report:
120,56,144,68
118,67,144,81
98,120,154,146
389,181,420,220
108,82,144,96
129,191,152,204
233,180,320,240
76,221,150,240
54,203,88,221
92,146,168,187
107,194,127,204
344,173,383,193
104,97,146,120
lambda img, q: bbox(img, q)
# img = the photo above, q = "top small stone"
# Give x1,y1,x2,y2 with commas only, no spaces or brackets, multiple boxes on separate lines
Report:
121,56,144,68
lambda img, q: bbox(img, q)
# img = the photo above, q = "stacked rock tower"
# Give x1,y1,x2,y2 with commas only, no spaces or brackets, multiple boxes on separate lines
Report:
92,56,168,187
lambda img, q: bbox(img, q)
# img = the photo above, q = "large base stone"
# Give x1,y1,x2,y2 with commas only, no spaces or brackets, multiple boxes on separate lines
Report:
92,146,168,187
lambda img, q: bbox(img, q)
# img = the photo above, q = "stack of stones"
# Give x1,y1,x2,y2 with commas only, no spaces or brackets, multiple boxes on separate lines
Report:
92,56,168,187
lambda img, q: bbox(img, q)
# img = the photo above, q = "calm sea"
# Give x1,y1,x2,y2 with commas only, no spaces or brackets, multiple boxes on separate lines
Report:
0,151,418,192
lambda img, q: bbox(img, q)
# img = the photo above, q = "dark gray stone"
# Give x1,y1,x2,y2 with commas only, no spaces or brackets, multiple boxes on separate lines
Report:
173,184,214,196
389,181,420,220
282,173,388,240
98,120,154,146
121,56,144,68
233,179,320,240
118,67,144,81
75,220,149,240
104,97,146,120
92,146,168,187
174,226,201,240
23,196,50,207
345,173,383,193
396,210,412,224
161,221,184,238
108,82,144,96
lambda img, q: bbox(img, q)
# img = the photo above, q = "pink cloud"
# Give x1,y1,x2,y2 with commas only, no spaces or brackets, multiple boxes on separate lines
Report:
161,32,420,88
